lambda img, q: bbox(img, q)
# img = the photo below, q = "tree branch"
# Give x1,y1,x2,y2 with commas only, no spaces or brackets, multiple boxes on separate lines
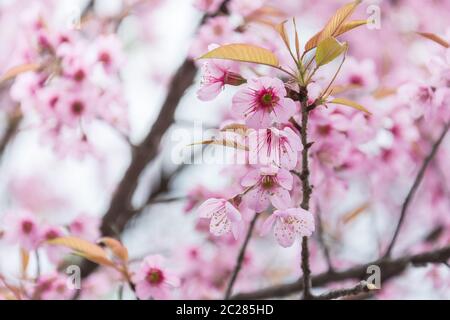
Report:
231,245,450,299
315,281,372,300
224,214,259,300
298,86,313,299
384,122,450,258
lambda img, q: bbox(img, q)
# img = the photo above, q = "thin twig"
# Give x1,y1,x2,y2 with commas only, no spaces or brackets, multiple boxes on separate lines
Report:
34,250,41,279
316,208,334,273
224,214,259,300
384,122,450,258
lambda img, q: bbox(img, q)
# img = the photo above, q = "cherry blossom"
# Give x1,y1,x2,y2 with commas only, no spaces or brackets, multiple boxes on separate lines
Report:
231,77,297,128
241,166,293,212
197,59,244,101
248,127,302,169
198,198,242,239
2,211,42,251
133,255,180,300
261,208,315,248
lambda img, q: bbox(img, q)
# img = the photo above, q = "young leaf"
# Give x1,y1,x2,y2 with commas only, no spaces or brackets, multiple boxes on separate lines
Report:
293,18,301,60
315,37,347,67
189,139,248,151
198,44,279,67
341,203,370,224
274,20,290,50
416,32,450,48
97,237,129,263
329,97,371,115
220,123,249,136
305,0,362,51
372,87,397,100
0,63,41,84
47,236,115,267
335,20,368,36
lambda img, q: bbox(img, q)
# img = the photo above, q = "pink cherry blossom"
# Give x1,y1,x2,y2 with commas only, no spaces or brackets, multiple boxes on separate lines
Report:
232,77,297,128
398,83,436,119
197,59,244,101
68,214,100,242
248,127,302,169
32,273,75,300
133,255,180,300
261,208,315,247
2,210,42,250
198,198,242,239
241,166,293,212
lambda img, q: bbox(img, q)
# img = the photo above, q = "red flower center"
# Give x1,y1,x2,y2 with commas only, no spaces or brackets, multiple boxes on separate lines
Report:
350,74,364,86
71,101,85,115
257,88,279,109
99,52,111,65
317,125,331,136
45,230,59,240
21,220,34,234
74,69,85,82
146,268,164,285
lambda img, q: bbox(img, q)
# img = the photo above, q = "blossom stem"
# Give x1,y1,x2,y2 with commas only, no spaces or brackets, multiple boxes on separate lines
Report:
298,85,314,299
384,121,450,258
224,213,259,300
35,250,41,279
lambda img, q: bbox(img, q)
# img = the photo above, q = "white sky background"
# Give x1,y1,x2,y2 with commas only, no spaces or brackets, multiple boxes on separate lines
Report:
0,0,448,299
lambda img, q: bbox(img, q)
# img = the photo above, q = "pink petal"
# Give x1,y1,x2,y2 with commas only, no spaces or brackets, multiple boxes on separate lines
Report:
270,188,292,210
246,109,272,129
274,219,296,247
197,81,223,101
260,213,277,236
231,88,254,118
245,188,270,212
210,212,231,236
198,198,224,218
273,98,297,123
225,202,242,222
288,208,315,237
276,168,293,190
241,168,261,187
284,127,302,152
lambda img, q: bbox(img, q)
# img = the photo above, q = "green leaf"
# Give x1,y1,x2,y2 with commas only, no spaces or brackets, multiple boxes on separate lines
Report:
198,44,279,67
329,97,371,114
315,37,347,67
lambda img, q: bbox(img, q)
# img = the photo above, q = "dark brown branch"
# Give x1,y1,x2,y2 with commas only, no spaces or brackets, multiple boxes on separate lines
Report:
298,86,313,299
231,245,450,300
384,122,450,258
224,214,259,300
315,281,372,300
